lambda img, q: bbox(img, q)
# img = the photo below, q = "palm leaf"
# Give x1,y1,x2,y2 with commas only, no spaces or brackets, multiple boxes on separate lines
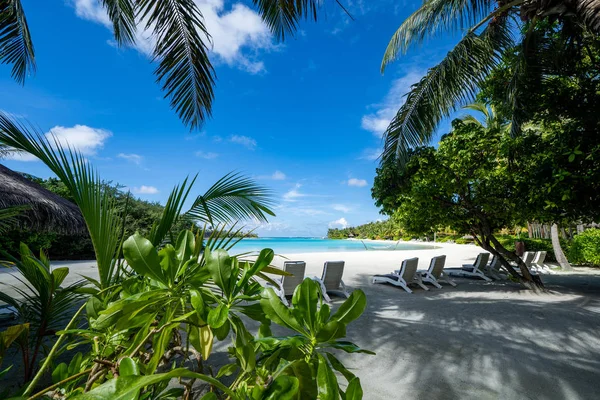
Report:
252,0,320,41
137,0,215,131
101,0,136,45
0,113,122,289
186,172,275,226
0,0,35,84
381,0,494,71
381,16,515,164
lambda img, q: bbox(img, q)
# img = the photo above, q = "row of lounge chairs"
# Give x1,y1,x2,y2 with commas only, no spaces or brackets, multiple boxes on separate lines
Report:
269,260,350,305
373,250,557,293
372,255,457,293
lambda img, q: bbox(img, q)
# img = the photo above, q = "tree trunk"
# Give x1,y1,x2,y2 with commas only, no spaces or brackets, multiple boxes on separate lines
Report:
551,223,572,271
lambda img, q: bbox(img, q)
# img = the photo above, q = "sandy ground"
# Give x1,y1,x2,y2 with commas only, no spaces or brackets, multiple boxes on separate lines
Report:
2,243,600,399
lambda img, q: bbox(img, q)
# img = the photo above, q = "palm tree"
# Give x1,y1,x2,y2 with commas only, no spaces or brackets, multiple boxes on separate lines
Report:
0,0,326,131
460,101,508,132
380,0,600,164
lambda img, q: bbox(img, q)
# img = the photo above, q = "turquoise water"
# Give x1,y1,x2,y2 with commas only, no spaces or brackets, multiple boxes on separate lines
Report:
229,237,438,254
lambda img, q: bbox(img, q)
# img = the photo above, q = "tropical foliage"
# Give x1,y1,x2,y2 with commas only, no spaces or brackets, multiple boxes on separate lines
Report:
380,1,600,164
568,229,600,266
327,219,405,240
0,0,329,133
0,112,372,398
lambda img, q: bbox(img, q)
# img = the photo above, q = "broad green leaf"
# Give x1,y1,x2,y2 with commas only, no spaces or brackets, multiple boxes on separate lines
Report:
213,319,231,341
199,325,214,360
325,352,355,382
175,230,195,262
292,278,319,333
207,304,229,328
51,267,69,288
216,363,238,378
200,393,218,400
68,352,83,375
261,265,292,276
316,303,331,331
85,296,103,320
316,320,346,342
345,377,363,400
330,341,375,355
260,288,307,335
331,290,366,325
123,233,164,284
263,375,299,400
317,353,339,400
205,249,232,296
289,360,318,399
0,324,28,356
71,368,234,399
119,357,139,376
189,289,206,320
52,363,68,384
158,245,178,284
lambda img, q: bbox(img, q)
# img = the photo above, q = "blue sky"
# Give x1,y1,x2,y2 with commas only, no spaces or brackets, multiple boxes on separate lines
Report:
1,0,459,237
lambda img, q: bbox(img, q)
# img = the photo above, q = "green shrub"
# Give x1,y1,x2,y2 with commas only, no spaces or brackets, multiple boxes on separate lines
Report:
569,229,600,266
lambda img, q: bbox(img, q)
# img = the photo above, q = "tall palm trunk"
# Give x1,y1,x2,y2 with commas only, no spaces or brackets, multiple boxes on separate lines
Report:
551,223,572,270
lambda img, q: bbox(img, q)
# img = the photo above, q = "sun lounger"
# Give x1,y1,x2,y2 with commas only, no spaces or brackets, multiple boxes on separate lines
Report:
485,255,506,280
417,255,456,288
268,261,306,306
450,253,491,281
531,251,556,274
372,257,429,293
312,261,350,303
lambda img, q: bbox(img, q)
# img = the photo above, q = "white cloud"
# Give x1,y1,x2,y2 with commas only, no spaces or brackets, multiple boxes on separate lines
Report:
70,0,274,73
4,151,39,162
347,178,367,187
328,217,349,229
229,135,257,150
133,185,159,194
259,170,286,180
48,125,112,155
271,170,286,180
7,124,111,161
195,151,219,159
118,153,143,165
283,183,305,202
333,204,351,213
361,70,424,137
358,148,381,161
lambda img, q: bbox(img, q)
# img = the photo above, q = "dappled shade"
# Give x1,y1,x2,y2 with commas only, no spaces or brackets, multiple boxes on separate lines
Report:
0,163,85,233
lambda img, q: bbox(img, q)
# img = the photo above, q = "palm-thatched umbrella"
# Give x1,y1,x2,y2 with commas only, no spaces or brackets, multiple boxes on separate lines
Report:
0,163,86,233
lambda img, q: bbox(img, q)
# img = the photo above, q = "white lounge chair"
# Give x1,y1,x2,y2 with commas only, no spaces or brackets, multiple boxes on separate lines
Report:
418,255,457,288
268,261,306,306
531,251,556,274
450,253,491,281
312,261,350,303
485,255,507,280
372,257,429,294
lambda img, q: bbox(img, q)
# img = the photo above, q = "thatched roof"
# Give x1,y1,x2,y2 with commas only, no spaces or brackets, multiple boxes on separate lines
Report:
0,163,86,233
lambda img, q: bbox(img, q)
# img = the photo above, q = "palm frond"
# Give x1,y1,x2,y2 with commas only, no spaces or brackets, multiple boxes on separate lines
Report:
0,113,122,289
101,0,136,45
148,175,196,246
382,16,515,164
0,0,35,84
186,172,276,226
137,0,215,131
253,0,320,41
381,0,494,71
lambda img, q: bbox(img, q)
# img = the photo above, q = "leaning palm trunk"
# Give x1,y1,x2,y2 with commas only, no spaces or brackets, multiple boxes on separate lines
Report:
551,223,572,270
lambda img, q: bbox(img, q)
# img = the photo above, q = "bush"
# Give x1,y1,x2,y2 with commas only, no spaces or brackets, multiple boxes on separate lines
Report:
569,229,600,266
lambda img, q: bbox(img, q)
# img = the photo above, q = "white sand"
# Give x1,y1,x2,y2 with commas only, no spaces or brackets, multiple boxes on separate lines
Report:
3,243,600,399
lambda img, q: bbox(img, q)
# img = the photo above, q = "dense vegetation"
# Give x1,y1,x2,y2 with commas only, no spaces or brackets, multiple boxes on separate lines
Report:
568,229,600,266
0,175,257,259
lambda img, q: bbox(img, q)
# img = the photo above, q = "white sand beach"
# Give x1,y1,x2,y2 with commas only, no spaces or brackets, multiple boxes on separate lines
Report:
3,243,600,399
